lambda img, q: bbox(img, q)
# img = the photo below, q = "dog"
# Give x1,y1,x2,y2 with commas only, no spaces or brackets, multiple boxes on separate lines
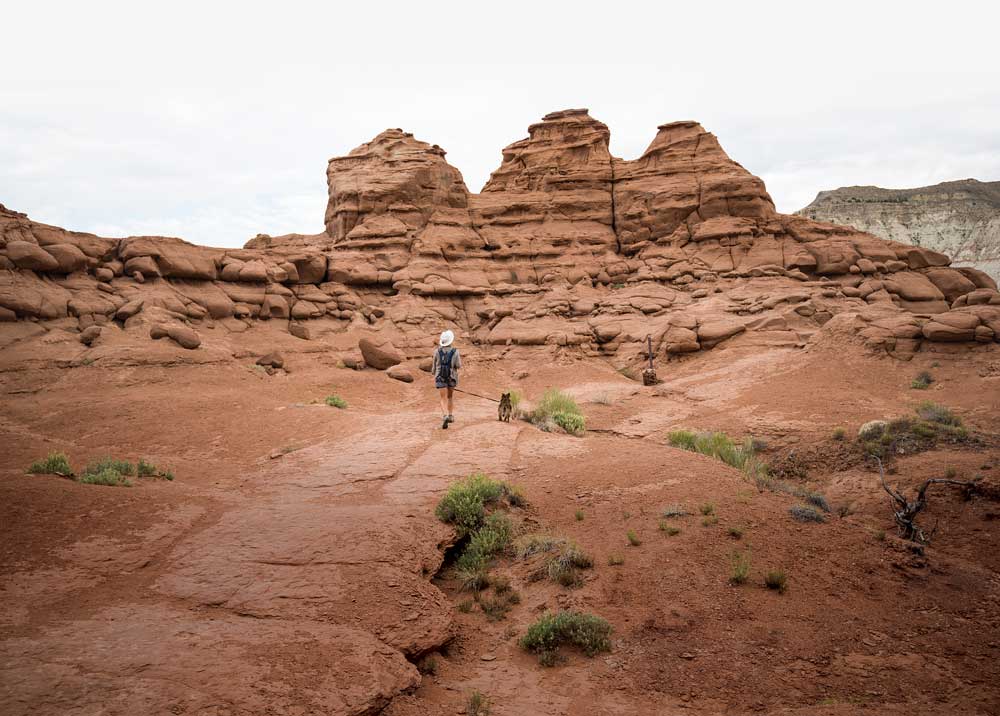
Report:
498,392,512,422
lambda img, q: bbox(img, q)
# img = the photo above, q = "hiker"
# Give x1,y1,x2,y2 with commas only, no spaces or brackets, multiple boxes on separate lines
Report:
432,329,462,429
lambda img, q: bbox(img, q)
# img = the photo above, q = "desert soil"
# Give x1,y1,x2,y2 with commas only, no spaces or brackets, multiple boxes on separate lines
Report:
2,339,999,715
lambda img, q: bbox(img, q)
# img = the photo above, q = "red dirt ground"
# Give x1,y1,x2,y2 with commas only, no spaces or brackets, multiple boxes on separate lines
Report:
2,339,999,715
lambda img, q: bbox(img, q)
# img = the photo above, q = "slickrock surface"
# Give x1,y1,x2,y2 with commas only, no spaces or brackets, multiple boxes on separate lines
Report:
798,179,1000,282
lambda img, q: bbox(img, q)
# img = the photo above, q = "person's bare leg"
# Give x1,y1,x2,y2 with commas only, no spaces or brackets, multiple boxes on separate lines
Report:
447,388,454,418
438,387,449,417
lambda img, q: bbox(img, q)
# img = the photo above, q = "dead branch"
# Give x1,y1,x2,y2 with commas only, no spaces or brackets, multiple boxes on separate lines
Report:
873,456,978,543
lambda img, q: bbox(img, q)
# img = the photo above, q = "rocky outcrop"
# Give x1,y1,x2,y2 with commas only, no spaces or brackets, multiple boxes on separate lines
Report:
2,113,999,367
798,179,1000,282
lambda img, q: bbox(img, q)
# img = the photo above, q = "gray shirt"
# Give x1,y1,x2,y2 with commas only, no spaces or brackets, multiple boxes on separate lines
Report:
431,346,461,380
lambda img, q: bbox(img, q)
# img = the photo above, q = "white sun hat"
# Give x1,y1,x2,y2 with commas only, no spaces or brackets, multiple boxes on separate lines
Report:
439,329,455,347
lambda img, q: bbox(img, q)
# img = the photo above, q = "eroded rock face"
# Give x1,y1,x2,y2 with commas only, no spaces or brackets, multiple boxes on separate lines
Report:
798,179,1000,282
2,112,998,366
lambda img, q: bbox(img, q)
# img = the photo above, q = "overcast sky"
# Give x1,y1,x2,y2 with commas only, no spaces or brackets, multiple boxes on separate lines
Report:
3,1,999,248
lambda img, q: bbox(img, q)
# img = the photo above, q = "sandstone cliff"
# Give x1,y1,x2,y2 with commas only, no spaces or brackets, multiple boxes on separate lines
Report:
3,110,1000,367
798,179,1000,282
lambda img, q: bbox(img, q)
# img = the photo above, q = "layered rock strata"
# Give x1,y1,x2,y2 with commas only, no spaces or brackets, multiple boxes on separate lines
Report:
2,110,999,365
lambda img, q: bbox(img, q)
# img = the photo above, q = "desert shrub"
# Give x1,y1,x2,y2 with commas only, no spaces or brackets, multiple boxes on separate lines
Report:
702,515,719,527
801,490,831,513
27,452,72,476
513,534,591,587
520,610,612,664
607,553,624,566
764,570,787,593
506,390,522,410
77,457,135,487
789,505,826,523
660,522,681,536
532,389,586,436
591,392,612,405
668,431,768,481
858,420,887,440
661,504,688,518
626,530,641,547
325,395,347,409
553,412,586,436
417,655,438,675
513,533,565,558
457,599,474,613
546,544,593,587
78,468,132,487
832,427,846,441
456,563,490,592
730,550,751,585
489,574,511,594
911,371,933,390
83,457,134,477
136,458,173,480
435,473,509,535
575,509,585,521
699,503,715,516
467,689,491,716
465,513,514,560
916,401,960,426
727,526,744,539
479,589,521,621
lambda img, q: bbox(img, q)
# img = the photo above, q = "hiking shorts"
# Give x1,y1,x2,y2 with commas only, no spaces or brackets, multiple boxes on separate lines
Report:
435,377,457,389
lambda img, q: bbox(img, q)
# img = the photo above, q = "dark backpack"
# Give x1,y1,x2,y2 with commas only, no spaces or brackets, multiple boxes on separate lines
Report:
437,347,455,383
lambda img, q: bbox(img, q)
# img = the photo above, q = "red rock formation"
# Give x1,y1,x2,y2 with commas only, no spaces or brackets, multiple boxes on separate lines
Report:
2,111,999,365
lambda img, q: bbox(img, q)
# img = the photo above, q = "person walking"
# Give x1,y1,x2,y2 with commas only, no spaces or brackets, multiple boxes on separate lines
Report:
432,329,461,429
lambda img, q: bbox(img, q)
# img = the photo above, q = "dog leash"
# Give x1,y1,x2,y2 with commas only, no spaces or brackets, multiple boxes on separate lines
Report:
452,387,501,403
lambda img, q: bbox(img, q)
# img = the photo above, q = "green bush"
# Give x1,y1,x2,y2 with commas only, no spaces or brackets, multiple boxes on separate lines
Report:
435,473,509,535
668,430,768,481
520,610,612,664
699,503,715,516
911,371,933,390
83,456,134,477
626,530,641,547
325,395,347,409
607,553,624,566
78,468,132,487
832,427,846,441
464,513,514,562
27,452,72,476
659,522,681,536
137,458,157,477
574,509,585,521
532,389,586,436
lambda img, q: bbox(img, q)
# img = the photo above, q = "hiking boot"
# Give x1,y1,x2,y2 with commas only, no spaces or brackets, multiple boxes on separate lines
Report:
442,415,450,430
446,414,455,425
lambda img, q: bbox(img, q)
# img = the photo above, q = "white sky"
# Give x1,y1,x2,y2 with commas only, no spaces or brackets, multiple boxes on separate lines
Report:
3,1,999,248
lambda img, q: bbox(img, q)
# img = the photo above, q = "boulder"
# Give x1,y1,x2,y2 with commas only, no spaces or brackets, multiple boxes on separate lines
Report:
386,365,414,383
44,243,89,273
0,306,16,322
358,337,403,370
697,319,746,348
94,267,115,282
5,241,59,272
256,352,284,369
166,325,201,349
80,325,101,346
116,299,144,321
260,294,290,320
289,322,311,340
124,255,160,278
